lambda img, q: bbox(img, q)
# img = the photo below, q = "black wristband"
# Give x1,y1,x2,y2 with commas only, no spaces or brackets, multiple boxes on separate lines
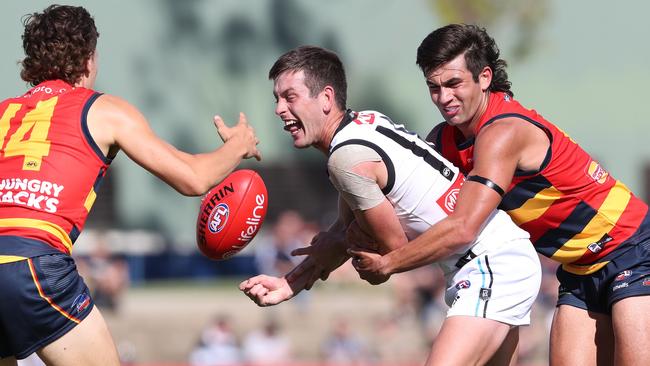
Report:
466,175,505,196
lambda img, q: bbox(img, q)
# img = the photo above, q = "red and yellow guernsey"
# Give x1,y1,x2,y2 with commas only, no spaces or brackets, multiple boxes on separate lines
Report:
0,80,110,262
431,92,648,275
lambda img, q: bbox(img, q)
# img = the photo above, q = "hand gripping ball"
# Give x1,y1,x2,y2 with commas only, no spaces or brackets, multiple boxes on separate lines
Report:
196,169,268,260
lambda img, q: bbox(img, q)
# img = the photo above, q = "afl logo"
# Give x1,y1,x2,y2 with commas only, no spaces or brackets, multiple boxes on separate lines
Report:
444,188,460,212
208,203,229,233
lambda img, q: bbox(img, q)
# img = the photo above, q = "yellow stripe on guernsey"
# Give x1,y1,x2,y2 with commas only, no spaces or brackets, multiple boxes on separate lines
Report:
84,188,97,212
0,255,27,264
507,186,562,226
556,180,632,275
0,218,72,253
562,261,609,275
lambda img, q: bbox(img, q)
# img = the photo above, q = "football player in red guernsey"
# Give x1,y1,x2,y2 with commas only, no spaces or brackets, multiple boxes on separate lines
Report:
0,5,260,366
351,24,650,366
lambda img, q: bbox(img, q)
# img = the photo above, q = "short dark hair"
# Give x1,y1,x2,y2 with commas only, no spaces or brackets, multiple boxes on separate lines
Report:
416,24,512,97
268,45,347,110
20,5,99,86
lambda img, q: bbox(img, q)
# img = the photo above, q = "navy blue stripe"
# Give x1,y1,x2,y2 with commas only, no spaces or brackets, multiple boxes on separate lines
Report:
499,174,553,211
375,126,455,182
69,226,81,244
81,92,112,164
330,139,395,195
0,236,62,257
92,166,108,193
456,136,475,150
534,201,598,256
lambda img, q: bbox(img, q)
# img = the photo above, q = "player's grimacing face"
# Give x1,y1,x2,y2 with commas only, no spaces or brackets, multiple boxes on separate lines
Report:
273,70,325,149
425,54,489,129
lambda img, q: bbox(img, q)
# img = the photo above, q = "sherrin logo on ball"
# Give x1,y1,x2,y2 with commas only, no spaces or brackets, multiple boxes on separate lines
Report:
196,169,268,260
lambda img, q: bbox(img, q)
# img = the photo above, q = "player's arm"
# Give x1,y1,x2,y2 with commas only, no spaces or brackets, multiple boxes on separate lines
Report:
239,206,355,306
284,195,354,288
328,145,410,284
288,151,409,287
347,181,408,285
351,118,533,276
87,94,261,196
240,198,353,307
324,145,408,254
241,146,404,305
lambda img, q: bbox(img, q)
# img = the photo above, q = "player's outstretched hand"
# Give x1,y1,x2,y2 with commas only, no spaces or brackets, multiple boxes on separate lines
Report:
214,112,261,161
239,275,293,306
347,246,391,285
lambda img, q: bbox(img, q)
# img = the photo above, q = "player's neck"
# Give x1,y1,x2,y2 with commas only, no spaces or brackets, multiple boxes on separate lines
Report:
316,109,346,155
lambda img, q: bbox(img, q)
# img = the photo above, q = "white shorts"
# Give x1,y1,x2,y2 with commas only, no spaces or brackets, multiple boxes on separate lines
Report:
442,237,541,326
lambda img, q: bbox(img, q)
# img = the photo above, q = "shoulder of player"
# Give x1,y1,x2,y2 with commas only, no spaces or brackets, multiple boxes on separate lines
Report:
328,144,381,175
479,116,541,142
90,94,147,123
475,117,536,156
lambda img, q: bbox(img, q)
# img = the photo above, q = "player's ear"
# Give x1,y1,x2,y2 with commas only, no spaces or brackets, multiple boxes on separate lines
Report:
321,86,335,113
479,66,492,92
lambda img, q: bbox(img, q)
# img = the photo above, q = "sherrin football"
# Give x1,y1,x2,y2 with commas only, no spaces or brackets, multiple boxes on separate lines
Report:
196,169,268,260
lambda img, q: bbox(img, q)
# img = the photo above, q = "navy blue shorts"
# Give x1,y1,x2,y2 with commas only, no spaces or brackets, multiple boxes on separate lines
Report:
557,221,650,314
0,254,94,359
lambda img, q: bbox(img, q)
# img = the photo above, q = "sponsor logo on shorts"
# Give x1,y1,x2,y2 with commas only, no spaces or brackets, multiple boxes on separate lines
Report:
451,295,460,307
615,270,632,281
612,282,629,291
455,280,471,290
208,203,229,233
643,278,650,286
479,288,492,301
72,293,91,314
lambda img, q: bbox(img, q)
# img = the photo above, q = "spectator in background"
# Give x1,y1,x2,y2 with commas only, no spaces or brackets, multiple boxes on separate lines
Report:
390,267,446,343
321,317,368,366
254,210,306,277
189,315,242,366
76,233,130,312
242,319,291,365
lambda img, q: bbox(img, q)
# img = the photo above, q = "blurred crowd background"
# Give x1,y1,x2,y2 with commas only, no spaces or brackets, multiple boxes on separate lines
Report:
2,0,649,365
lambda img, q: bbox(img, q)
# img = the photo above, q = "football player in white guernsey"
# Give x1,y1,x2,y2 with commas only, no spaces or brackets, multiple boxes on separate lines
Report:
240,46,541,366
